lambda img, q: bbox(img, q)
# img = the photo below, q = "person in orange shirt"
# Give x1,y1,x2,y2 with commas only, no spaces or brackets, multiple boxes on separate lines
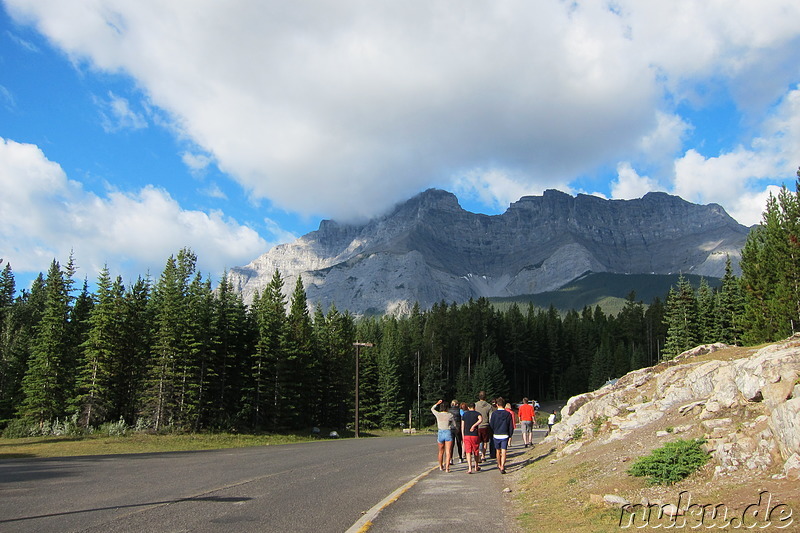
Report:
518,397,535,448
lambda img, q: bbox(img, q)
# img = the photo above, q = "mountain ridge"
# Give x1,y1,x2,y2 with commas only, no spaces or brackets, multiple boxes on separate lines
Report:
227,189,750,314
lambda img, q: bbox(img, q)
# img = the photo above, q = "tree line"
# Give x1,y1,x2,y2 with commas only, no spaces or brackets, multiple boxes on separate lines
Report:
0,248,669,433
1,171,798,434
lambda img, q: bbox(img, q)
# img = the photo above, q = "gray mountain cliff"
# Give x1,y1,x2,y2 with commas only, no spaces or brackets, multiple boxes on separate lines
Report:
227,189,750,314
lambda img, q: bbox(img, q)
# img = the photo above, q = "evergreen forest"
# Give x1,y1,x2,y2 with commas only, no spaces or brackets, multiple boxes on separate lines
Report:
1,172,799,435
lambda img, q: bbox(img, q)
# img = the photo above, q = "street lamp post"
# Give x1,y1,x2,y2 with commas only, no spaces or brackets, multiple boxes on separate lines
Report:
353,342,373,438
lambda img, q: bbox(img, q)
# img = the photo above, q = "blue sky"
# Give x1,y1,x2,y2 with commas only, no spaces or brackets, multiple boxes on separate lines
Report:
1,1,799,291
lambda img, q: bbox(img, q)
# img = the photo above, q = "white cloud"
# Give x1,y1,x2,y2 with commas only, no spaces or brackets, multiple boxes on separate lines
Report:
611,163,661,200
637,112,693,166
5,29,39,53
262,218,298,246
96,91,147,133
198,182,227,200
670,86,800,225
0,137,268,282
0,85,16,112
182,151,213,176
452,167,570,212
4,0,800,224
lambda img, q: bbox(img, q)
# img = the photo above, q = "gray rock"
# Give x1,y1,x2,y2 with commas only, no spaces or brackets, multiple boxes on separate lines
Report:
783,453,800,481
603,494,631,507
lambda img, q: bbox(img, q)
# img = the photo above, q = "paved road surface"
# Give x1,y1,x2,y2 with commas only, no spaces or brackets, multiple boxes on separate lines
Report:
0,435,435,533
364,429,549,532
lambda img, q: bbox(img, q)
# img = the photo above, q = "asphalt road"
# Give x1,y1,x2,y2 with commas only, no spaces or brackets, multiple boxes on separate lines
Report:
0,435,435,533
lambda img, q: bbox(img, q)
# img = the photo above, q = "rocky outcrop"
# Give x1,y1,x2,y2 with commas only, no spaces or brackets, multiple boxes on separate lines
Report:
228,188,750,314
546,336,800,481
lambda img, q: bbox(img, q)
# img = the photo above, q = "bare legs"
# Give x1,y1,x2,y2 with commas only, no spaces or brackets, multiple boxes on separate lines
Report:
497,447,507,473
437,440,453,471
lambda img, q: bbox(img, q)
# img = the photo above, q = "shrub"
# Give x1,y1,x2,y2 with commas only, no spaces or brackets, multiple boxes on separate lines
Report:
572,427,584,440
2,418,36,439
591,415,608,434
628,438,709,485
99,419,128,436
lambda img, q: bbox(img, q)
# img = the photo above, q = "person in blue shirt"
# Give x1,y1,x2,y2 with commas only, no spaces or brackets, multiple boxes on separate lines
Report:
488,396,514,474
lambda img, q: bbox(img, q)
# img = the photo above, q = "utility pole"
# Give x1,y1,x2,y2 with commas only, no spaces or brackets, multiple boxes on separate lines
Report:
416,350,421,430
353,342,373,438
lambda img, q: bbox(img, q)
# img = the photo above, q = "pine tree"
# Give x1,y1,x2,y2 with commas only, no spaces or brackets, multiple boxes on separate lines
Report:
662,275,699,359
695,278,716,344
470,350,509,401
740,176,800,342
0,262,16,422
209,272,249,429
1,275,45,423
644,297,667,365
177,273,215,429
355,318,381,430
145,252,192,431
249,270,287,430
312,303,355,429
716,257,744,345
114,276,151,424
73,266,118,426
20,260,71,424
283,276,314,428
376,318,403,428
589,335,614,390
0,262,13,310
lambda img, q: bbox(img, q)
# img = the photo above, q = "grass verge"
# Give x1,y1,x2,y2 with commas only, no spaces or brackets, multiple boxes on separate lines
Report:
0,428,406,460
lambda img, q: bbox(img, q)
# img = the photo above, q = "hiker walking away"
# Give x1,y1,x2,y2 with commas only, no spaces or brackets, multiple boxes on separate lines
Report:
504,403,516,446
461,402,483,474
518,397,534,447
548,410,557,434
488,396,514,474
431,400,455,472
448,400,463,464
475,391,493,463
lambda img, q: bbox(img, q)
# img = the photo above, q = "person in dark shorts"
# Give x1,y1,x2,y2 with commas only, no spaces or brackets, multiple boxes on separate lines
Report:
488,396,514,474
448,400,463,463
461,402,483,473
475,391,493,463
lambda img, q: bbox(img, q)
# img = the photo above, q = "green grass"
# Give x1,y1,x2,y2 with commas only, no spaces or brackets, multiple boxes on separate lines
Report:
0,428,407,460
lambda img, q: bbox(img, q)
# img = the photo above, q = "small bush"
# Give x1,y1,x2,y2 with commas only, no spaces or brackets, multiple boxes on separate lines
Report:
591,415,608,434
572,427,584,440
628,438,709,485
2,418,36,439
99,419,129,436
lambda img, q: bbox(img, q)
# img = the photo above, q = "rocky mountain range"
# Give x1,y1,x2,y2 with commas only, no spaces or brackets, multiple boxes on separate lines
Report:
227,189,751,315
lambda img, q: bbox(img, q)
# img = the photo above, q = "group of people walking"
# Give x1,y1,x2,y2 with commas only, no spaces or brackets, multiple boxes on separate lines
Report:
431,392,544,475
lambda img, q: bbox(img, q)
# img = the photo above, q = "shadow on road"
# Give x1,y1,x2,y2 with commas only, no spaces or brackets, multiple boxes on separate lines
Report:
0,495,253,524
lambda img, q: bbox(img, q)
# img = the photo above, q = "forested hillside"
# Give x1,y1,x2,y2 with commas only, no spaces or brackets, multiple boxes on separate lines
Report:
1,172,798,436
